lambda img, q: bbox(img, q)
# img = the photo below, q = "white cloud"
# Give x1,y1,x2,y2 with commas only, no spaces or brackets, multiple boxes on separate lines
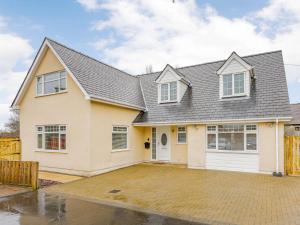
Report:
76,0,102,10
79,0,300,90
0,16,33,128
76,0,300,104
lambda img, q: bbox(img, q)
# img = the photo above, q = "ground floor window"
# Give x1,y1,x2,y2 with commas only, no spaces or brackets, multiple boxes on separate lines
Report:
177,126,187,144
207,124,257,152
152,128,156,160
112,126,128,151
37,125,66,151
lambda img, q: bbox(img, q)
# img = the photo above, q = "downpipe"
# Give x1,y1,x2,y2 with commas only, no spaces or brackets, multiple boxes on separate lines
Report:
273,118,283,177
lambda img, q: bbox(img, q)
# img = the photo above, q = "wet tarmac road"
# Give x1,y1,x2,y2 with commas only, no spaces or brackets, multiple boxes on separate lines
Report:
0,191,207,225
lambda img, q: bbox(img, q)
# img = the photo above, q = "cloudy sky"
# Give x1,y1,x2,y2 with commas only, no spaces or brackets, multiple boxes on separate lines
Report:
0,0,300,128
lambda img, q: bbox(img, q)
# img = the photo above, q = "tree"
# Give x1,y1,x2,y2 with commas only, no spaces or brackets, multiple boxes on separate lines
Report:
146,65,153,73
4,110,20,137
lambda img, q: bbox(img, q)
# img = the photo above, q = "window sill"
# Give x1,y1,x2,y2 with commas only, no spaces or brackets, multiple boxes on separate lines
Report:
219,95,249,101
177,142,187,145
35,149,68,154
206,149,258,154
35,90,68,98
111,149,130,153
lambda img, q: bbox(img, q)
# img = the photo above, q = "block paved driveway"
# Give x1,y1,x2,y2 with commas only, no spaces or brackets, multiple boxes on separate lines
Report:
46,163,300,225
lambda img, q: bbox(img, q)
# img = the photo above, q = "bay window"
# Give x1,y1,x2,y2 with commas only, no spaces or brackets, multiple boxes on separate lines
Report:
207,124,257,152
37,125,66,151
37,70,67,96
222,72,245,97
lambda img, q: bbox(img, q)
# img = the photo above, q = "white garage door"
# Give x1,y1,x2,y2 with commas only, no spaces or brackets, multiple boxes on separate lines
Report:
206,152,259,173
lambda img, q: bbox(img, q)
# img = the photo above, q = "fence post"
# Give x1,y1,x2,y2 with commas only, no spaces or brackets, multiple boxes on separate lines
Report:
31,162,39,190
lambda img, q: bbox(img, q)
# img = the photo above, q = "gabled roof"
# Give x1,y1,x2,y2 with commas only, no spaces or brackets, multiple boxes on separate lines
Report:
155,64,191,86
12,38,146,111
216,51,253,75
134,50,291,124
289,103,300,125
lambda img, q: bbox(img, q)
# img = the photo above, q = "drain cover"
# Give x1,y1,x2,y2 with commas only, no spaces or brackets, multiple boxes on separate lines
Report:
109,189,121,193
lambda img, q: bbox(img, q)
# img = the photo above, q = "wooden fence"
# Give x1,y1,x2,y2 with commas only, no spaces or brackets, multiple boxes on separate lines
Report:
0,138,21,161
285,136,300,175
0,161,39,190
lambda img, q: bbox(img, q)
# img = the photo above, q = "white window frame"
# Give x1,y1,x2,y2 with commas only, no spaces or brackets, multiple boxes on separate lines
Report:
36,70,67,96
112,125,129,152
222,72,246,98
159,81,178,103
206,124,258,153
35,125,67,153
295,126,300,131
177,126,187,144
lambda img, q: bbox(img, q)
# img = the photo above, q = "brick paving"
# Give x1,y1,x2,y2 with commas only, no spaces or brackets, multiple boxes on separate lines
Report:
46,163,300,225
0,185,31,197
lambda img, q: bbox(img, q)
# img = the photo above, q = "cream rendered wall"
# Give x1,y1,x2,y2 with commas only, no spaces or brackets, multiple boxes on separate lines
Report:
89,102,145,175
187,125,206,169
259,122,285,173
19,47,92,176
170,126,187,164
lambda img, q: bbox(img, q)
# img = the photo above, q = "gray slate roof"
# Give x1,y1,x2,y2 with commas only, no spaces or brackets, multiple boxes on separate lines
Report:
134,51,291,123
289,104,300,125
47,38,145,109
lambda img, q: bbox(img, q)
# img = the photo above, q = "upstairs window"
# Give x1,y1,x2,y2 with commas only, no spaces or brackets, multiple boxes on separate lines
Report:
222,72,245,97
160,81,177,103
37,70,67,96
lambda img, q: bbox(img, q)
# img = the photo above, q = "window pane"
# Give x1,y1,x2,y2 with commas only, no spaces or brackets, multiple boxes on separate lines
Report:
218,133,244,151
178,133,186,143
152,128,156,159
218,124,244,132
234,73,245,94
60,134,66,150
60,71,67,79
223,74,232,96
113,126,127,132
45,126,59,132
178,127,186,132
44,80,60,94
161,84,169,101
37,77,43,95
246,134,256,150
37,134,43,149
45,133,59,150
246,125,257,131
170,82,177,101
44,72,60,81
207,134,216,149
112,133,127,150
60,78,66,91
207,126,216,131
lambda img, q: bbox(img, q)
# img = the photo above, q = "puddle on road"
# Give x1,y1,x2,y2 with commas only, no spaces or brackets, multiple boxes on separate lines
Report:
0,191,207,225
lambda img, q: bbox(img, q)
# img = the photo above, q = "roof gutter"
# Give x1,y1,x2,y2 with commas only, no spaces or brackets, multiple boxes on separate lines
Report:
88,95,146,111
132,117,292,126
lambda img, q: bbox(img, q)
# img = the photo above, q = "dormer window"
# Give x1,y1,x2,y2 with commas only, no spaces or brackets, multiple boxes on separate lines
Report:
155,64,190,104
160,81,177,103
223,72,245,97
217,52,254,99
